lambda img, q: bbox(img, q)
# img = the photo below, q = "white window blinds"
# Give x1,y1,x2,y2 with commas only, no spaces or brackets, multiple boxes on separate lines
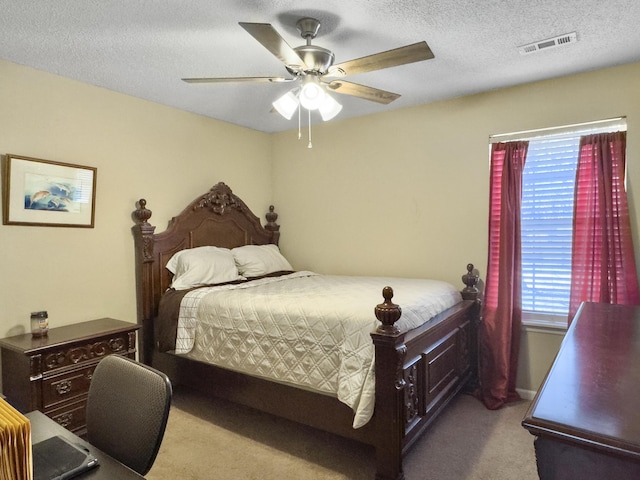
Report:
521,134,578,314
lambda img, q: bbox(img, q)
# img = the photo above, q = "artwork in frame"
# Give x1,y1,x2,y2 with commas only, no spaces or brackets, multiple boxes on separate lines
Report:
2,154,97,227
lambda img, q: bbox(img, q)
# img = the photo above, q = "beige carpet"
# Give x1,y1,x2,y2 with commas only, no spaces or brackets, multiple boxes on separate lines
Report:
147,387,538,480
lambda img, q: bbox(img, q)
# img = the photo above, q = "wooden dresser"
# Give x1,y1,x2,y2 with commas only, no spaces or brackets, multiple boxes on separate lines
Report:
522,302,640,479
0,318,139,437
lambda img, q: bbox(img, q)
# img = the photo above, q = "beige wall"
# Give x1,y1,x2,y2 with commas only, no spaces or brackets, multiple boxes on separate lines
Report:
517,327,565,397
272,62,640,392
2,57,639,394
0,59,272,341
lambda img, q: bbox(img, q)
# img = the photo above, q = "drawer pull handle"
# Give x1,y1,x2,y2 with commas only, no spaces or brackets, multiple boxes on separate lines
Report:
55,379,73,396
109,338,125,352
56,412,73,428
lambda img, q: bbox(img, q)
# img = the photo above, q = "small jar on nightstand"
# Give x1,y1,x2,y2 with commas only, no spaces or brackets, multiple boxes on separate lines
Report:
30,311,49,337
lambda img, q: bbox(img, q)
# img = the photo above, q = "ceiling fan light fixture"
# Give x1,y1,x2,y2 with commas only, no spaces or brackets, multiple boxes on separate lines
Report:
299,79,325,110
184,18,437,141
319,93,342,121
272,91,299,119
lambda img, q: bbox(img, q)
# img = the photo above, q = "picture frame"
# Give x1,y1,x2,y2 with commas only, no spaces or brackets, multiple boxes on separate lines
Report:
2,154,97,228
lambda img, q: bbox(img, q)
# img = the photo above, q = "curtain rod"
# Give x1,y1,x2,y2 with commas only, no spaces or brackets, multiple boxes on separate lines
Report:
489,116,627,144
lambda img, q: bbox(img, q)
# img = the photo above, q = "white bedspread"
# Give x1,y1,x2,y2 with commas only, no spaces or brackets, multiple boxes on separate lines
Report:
174,272,461,428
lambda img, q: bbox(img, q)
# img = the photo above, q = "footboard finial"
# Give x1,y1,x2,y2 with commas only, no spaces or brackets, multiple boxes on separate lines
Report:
375,286,402,334
461,263,479,301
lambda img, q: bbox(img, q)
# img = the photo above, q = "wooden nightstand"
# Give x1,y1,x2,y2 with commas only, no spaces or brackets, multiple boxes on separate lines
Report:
0,318,139,436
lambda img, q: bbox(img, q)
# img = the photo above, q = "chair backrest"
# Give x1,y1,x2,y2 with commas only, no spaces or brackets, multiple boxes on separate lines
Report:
86,355,172,475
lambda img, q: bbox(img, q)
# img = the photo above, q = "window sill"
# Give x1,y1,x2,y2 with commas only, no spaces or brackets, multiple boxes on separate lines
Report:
522,312,568,333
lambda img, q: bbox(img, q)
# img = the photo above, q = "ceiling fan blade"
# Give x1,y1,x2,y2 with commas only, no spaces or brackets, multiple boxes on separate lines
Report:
330,41,434,77
239,22,307,70
325,80,400,104
182,76,295,84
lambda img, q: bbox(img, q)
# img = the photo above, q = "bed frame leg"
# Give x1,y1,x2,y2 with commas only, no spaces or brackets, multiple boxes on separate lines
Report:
371,339,407,480
461,263,481,393
372,287,406,480
132,198,156,365
372,336,407,480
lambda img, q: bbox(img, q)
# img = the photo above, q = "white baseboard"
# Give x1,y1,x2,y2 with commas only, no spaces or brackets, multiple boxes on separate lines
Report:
516,388,537,400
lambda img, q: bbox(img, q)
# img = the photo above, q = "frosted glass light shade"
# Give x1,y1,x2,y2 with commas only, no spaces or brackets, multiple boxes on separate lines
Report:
319,94,343,121
272,91,299,119
299,82,325,110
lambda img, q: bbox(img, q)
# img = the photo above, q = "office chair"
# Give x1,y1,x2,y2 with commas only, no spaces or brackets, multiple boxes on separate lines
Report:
86,355,172,475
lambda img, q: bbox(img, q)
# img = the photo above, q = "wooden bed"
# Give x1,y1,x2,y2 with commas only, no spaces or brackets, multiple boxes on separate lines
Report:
132,181,480,480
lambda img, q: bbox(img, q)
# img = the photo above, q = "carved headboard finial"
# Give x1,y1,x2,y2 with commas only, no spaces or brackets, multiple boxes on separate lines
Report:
134,198,152,224
265,205,280,232
132,199,156,263
195,182,246,215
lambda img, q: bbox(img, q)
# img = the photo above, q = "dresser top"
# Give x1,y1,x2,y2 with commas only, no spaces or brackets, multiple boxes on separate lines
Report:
0,318,139,354
523,302,640,459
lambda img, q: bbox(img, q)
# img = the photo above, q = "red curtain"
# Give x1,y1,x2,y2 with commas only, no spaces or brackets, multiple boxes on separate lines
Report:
568,132,640,322
479,141,528,410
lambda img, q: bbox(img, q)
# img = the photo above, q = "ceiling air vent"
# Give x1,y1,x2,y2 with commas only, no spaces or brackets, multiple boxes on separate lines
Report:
519,32,577,55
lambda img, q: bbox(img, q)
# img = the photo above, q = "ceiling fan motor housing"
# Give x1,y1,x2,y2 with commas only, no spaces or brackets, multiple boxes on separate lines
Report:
294,45,335,73
292,17,335,73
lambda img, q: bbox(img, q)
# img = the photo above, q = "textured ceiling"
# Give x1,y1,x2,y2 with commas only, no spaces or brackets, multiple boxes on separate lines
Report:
1,1,640,133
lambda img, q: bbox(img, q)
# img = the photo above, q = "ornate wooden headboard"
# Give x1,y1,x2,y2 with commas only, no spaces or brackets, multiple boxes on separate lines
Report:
132,182,280,362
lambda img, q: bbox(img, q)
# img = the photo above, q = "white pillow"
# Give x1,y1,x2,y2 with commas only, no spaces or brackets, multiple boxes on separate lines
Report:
166,246,243,290
231,244,293,277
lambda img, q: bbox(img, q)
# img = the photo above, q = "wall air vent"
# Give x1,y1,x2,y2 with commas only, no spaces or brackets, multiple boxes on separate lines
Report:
519,32,577,55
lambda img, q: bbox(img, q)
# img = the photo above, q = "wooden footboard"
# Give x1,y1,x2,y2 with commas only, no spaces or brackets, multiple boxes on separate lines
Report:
131,182,480,480
371,276,479,480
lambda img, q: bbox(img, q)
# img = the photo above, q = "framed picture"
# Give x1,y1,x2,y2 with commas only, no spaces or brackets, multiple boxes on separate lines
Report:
2,154,97,227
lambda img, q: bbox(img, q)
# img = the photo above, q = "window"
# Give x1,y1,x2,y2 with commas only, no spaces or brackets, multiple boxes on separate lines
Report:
491,118,627,328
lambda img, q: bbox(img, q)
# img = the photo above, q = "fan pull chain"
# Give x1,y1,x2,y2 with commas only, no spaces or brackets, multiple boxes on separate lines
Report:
308,108,312,149
297,105,302,140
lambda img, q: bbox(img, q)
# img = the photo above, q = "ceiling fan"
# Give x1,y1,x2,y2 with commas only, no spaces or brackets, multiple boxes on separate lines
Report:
182,17,435,117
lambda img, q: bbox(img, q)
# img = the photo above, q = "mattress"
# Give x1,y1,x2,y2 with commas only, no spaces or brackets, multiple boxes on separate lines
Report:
173,271,461,428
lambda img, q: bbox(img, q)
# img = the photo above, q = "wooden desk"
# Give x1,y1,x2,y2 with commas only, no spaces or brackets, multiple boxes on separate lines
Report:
522,302,640,479
27,410,144,479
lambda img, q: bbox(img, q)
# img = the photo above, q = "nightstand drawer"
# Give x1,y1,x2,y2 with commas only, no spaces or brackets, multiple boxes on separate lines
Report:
41,331,132,374
42,363,97,409
46,397,88,434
